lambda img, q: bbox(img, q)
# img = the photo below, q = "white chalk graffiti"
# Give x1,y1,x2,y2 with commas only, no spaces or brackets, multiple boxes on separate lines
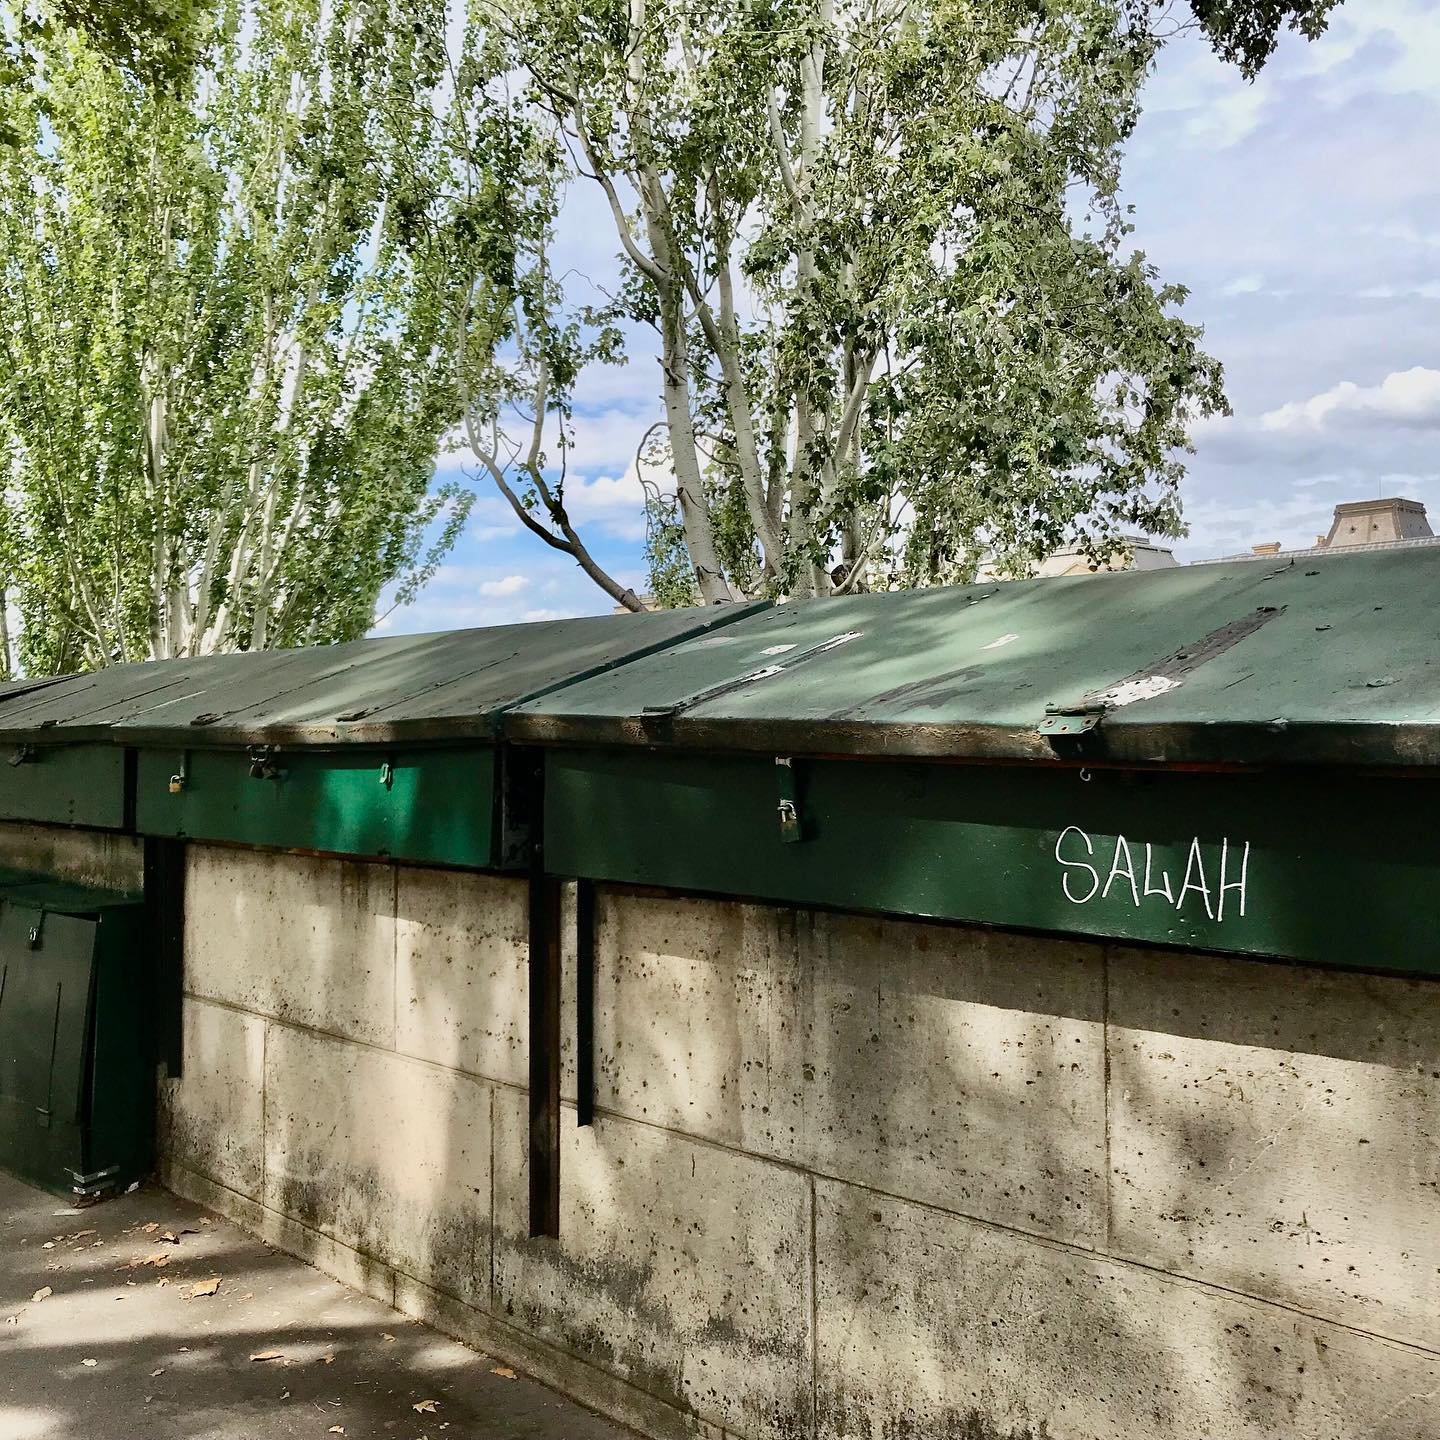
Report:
1054,827,1250,921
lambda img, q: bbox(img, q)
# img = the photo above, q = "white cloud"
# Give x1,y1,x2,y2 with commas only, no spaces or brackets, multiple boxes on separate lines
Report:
1260,366,1440,432
1220,273,1265,296
479,574,529,597
1357,280,1440,301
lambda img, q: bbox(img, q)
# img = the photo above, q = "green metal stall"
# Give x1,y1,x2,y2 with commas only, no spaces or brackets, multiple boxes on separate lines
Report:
0,606,767,1209
0,873,149,1198
510,547,1440,977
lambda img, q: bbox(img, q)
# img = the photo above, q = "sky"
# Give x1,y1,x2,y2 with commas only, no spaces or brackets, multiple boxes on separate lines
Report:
386,2,1440,636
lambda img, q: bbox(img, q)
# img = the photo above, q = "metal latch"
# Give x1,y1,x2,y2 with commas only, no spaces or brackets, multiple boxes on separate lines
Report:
247,746,285,780
1039,703,1106,737
776,757,802,843
8,744,38,767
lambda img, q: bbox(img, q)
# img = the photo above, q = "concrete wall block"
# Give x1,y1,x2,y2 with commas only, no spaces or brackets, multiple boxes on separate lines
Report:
590,890,794,1151
1108,946,1440,1350
595,890,1107,1246
159,998,266,1200
395,867,528,1084
792,910,1106,1245
492,1089,812,1440
0,820,143,893
817,1179,1440,1440
263,1024,490,1307
185,845,396,1048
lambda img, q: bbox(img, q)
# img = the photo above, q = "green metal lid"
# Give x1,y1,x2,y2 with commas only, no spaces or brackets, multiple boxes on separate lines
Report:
0,606,764,748
507,548,1440,768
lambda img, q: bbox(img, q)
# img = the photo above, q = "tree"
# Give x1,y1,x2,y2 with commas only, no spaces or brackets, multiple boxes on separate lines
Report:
469,0,1339,608
1179,1,1343,77
0,0,477,673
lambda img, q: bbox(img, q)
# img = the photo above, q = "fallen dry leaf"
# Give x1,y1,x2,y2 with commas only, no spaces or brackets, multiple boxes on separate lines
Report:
142,1223,159,1234
31,1287,51,1303
160,1232,179,1244
413,1400,439,1414
71,1230,95,1239
381,1333,396,1343
189,1277,221,1298
249,1350,285,1363
328,1428,344,1435
41,1242,54,1251
490,1366,516,1380
320,1352,336,1365
150,1369,165,1378
82,1359,97,1368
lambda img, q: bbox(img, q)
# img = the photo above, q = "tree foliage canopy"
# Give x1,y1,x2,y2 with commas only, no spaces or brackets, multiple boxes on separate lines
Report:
480,0,1233,606
0,0,477,672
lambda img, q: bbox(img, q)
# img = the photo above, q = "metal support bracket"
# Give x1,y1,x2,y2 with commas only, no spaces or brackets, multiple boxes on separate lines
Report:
576,879,596,1128
8,744,39,767
523,749,562,1239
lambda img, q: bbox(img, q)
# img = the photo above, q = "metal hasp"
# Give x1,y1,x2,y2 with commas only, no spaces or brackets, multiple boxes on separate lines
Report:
0,876,151,1199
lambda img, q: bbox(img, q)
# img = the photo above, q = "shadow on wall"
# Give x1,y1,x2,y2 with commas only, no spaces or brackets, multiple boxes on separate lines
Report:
583,879,1440,1440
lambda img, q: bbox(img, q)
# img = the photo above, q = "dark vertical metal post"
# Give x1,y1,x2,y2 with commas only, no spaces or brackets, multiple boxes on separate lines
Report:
526,751,562,1238
575,878,596,1128
143,836,186,1077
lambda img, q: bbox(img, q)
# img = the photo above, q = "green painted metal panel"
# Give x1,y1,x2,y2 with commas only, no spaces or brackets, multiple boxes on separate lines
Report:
134,747,497,867
0,603,765,748
0,744,129,828
545,749,1440,974
510,548,1440,768
0,881,151,1197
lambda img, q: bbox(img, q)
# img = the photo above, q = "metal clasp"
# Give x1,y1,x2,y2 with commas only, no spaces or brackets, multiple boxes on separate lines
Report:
247,746,284,781
168,754,189,794
776,757,802,843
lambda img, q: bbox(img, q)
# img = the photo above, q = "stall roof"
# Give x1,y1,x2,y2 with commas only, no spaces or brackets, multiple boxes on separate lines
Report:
508,548,1440,768
0,606,763,747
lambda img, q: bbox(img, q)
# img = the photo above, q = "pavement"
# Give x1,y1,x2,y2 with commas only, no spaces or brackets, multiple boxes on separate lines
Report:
0,1170,634,1440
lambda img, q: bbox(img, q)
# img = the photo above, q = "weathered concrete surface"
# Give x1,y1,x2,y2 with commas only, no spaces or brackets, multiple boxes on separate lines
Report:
493,1089,814,1440
816,1179,1440,1440
167,851,1440,1440
1108,945,1440,1351
592,893,1107,1245
395,866,529,1083
0,820,142,893
159,999,265,1201
0,1169,634,1440
263,1023,490,1307
186,845,395,1047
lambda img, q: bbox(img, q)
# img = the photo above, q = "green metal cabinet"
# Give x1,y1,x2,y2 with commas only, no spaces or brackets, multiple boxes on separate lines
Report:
135,746,497,868
544,749,1440,976
0,878,152,1198
0,745,130,829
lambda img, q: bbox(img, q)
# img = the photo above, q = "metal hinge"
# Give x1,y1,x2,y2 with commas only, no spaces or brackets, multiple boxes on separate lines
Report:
1039,703,1107,737
7,744,39,767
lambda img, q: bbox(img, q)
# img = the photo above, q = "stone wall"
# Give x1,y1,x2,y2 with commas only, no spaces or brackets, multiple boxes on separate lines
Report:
159,842,1440,1440
0,819,142,893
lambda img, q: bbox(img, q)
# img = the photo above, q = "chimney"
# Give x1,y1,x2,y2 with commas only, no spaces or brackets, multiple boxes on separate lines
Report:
1323,497,1434,549
1251,542,1282,555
